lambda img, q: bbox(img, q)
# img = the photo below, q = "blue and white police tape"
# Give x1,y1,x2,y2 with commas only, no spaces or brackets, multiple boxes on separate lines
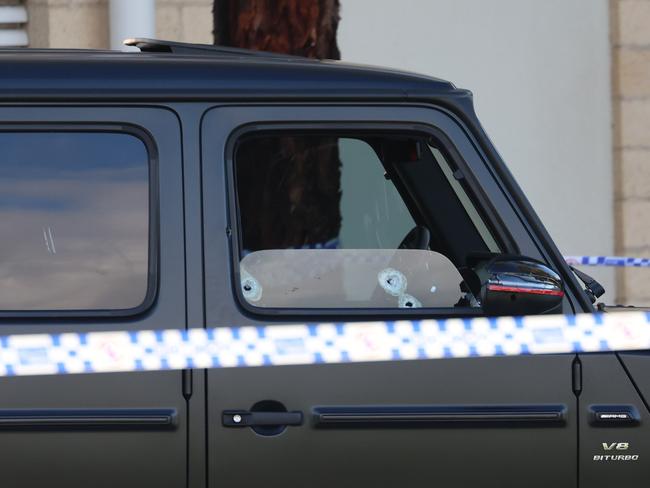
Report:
565,256,650,267
1,310,650,377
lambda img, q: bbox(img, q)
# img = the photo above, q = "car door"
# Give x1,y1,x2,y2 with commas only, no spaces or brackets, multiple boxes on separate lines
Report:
0,107,187,488
578,352,650,487
201,105,579,488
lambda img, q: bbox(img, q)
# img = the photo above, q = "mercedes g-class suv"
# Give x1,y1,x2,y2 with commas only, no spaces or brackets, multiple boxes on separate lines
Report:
0,39,646,488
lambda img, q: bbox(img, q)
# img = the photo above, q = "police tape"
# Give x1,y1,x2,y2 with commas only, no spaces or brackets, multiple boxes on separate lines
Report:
565,256,650,267
0,310,649,377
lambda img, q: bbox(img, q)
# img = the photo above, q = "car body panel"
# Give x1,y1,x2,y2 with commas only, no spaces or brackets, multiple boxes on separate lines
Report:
0,47,641,488
0,106,187,487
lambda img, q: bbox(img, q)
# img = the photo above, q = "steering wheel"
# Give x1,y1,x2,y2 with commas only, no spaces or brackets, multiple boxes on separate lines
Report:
398,225,431,250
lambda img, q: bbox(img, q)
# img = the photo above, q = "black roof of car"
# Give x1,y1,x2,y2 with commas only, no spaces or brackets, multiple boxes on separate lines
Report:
0,38,461,102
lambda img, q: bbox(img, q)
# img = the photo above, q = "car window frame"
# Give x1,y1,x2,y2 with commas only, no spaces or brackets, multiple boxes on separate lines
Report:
0,123,159,318
225,121,517,319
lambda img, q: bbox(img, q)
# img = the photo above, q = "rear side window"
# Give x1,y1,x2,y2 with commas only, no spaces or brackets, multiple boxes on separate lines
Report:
234,131,498,312
0,131,150,312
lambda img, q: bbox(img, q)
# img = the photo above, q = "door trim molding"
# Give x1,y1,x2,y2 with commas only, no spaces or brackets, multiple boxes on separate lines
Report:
0,408,178,430
313,404,567,428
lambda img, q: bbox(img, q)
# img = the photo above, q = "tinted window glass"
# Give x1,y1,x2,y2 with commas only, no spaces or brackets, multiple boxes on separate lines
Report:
429,146,500,252
235,132,496,310
339,138,415,248
0,132,150,311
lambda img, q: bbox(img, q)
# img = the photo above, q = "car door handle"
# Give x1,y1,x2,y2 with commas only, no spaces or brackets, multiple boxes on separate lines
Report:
222,410,303,427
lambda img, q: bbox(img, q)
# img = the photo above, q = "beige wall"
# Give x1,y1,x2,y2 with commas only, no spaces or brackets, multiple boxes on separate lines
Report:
612,0,650,304
25,0,212,49
156,0,211,45
26,0,108,49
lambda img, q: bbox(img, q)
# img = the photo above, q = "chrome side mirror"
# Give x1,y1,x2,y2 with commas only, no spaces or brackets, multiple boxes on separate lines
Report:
474,256,564,316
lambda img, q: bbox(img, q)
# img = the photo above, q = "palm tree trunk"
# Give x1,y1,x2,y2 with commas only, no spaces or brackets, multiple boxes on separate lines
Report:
213,0,343,252
213,0,340,59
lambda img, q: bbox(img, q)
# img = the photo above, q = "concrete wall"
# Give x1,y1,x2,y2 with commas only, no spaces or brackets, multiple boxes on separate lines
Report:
338,0,616,301
25,0,212,49
611,0,650,305
156,0,211,44
26,0,213,48
26,0,108,49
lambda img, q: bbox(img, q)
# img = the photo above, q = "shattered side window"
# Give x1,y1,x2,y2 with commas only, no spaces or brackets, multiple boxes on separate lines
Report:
240,249,465,309
236,136,416,254
234,132,483,310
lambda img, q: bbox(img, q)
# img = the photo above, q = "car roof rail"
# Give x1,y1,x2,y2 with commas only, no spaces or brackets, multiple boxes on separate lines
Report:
124,38,313,61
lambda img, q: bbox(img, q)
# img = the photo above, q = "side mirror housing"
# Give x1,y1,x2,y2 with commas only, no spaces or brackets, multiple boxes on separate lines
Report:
474,256,564,316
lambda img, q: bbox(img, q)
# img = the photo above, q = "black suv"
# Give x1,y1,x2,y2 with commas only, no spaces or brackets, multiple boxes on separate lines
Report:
0,39,646,488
